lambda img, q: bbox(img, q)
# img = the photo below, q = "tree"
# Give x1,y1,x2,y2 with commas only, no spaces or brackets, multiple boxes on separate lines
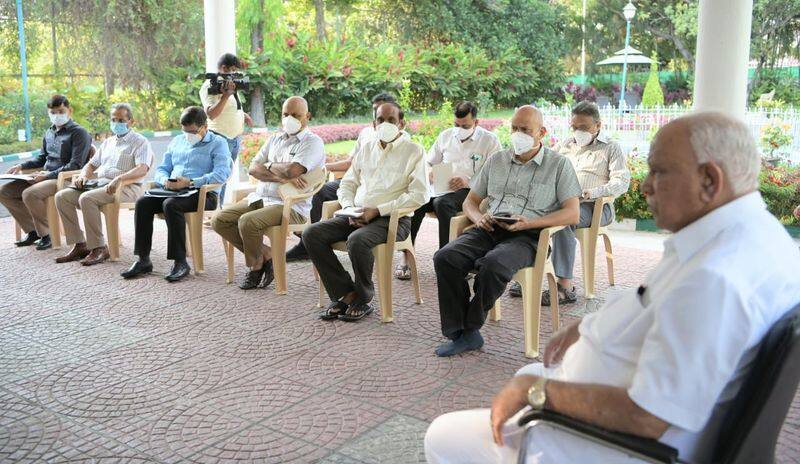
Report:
641,52,664,107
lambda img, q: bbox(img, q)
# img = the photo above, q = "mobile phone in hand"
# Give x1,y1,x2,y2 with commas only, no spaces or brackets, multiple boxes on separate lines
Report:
167,178,178,183
492,212,520,223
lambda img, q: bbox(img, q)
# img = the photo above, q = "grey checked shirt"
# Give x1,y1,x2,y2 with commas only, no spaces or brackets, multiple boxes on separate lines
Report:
470,146,581,219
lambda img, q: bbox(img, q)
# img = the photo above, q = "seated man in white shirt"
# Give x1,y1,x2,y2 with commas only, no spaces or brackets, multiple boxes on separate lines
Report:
509,101,630,303
424,112,800,463
54,103,153,266
304,102,429,321
395,101,501,281
211,96,325,290
286,92,397,262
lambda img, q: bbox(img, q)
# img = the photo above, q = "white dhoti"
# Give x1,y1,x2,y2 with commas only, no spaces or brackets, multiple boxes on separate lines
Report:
424,363,650,464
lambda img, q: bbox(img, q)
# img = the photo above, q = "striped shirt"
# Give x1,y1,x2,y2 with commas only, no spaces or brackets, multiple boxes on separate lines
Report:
88,130,154,181
555,132,630,199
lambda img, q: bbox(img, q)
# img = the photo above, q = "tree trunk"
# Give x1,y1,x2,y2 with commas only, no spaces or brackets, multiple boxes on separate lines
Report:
248,0,266,127
313,0,327,42
51,0,58,75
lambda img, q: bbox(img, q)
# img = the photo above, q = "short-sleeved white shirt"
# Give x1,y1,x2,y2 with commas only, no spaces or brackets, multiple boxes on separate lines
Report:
535,192,800,462
246,129,325,217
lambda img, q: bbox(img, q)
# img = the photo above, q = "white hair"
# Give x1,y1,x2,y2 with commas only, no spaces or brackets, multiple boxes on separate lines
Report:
685,111,760,195
110,102,134,120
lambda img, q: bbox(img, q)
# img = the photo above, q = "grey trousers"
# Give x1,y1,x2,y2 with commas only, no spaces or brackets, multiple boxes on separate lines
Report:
551,201,613,279
304,215,411,305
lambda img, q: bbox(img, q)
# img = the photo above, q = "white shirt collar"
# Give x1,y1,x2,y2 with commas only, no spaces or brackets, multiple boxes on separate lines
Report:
666,191,766,263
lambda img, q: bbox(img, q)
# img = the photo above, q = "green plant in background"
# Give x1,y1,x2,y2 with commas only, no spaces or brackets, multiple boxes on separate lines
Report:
760,119,793,157
641,53,665,107
614,157,653,220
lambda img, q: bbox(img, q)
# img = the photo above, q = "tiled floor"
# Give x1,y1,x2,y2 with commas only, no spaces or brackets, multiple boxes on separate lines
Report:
0,214,798,463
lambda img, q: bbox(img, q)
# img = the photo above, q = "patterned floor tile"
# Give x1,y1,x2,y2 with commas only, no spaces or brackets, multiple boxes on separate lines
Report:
335,414,429,464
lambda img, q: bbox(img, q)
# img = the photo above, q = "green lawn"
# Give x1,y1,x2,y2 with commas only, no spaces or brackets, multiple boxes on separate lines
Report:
325,139,356,155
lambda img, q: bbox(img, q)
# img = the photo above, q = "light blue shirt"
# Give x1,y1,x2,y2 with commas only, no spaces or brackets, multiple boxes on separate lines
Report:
154,131,232,192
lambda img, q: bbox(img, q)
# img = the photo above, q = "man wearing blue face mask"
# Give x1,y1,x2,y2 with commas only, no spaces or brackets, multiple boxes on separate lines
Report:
1,94,91,250
54,103,153,266
122,106,231,282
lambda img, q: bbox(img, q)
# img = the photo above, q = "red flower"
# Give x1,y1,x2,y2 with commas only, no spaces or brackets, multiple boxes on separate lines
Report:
398,50,405,61
286,37,297,48
302,55,309,63
278,74,285,85
342,66,352,77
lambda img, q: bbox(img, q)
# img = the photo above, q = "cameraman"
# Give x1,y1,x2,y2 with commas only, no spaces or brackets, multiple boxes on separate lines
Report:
200,53,253,204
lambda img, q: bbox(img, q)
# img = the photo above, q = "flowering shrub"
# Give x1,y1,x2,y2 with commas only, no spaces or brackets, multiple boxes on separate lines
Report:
760,119,793,157
614,155,800,226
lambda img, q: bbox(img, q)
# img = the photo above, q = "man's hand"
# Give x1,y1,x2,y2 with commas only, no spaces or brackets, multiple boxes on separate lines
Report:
448,176,469,191
165,177,191,190
222,79,236,96
581,190,593,201
105,177,121,195
490,375,537,446
476,213,496,232
497,215,536,232
349,207,380,228
73,176,86,189
543,319,581,367
244,113,254,127
29,172,49,184
289,176,308,189
7,165,21,175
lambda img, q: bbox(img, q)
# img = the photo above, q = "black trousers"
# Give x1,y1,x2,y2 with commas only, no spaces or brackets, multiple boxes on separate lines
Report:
310,180,341,224
433,227,539,339
409,188,469,249
133,193,217,261
304,215,411,304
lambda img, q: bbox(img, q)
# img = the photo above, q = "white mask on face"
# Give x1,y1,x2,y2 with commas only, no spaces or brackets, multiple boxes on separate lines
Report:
184,131,202,145
573,130,595,147
510,131,537,155
282,115,302,135
49,112,69,127
376,121,400,143
456,126,474,141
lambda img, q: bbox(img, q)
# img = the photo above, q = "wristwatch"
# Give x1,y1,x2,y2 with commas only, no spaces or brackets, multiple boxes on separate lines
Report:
188,179,196,189
526,377,548,410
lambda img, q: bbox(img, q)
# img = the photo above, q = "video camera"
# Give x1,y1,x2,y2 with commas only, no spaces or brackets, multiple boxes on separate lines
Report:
204,72,250,95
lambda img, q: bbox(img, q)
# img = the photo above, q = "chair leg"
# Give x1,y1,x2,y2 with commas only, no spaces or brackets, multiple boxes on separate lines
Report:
546,269,560,333
404,248,423,304
186,215,204,275
104,204,121,261
185,224,193,257
14,220,21,241
489,300,502,321
47,198,62,249
602,233,615,286
269,229,288,295
581,231,598,300
224,238,234,284
374,245,394,323
521,268,542,359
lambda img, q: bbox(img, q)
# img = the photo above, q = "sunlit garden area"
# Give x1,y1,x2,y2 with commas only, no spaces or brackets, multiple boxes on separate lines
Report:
1,0,800,462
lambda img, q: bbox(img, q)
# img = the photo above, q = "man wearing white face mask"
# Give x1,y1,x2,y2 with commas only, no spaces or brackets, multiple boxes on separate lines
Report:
304,102,428,322
1,94,92,250
432,105,581,356
211,96,325,290
396,101,501,281
509,101,630,304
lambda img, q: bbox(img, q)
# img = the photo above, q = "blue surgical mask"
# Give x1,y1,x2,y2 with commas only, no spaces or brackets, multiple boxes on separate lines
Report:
110,121,130,136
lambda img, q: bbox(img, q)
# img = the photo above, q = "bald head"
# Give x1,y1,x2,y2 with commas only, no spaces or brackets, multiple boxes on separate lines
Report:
513,105,544,128
643,111,759,232
281,96,311,133
509,105,546,156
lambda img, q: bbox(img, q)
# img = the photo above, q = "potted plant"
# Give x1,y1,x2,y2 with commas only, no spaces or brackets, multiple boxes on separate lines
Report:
760,119,792,166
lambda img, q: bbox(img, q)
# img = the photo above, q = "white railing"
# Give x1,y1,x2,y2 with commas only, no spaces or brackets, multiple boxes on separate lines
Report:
537,104,800,162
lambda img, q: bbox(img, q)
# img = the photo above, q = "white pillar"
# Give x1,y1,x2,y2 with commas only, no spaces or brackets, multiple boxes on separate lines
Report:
203,0,237,73
692,0,753,118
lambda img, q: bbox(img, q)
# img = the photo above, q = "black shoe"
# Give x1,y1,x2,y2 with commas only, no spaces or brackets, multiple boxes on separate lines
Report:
120,259,153,279
34,235,52,250
285,242,309,262
508,281,522,298
258,260,275,288
14,231,40,247
240,267,266,290
165,260,191,282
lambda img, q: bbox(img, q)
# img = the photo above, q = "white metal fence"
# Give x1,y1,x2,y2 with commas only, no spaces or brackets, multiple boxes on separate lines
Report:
538,104,800,163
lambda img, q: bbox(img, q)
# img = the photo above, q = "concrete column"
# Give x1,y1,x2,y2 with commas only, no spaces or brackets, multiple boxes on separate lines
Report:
203,0,237,73
693,0,753,117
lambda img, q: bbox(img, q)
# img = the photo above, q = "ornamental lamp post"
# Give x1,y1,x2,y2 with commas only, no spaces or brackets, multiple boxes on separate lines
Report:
619,1,637,111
